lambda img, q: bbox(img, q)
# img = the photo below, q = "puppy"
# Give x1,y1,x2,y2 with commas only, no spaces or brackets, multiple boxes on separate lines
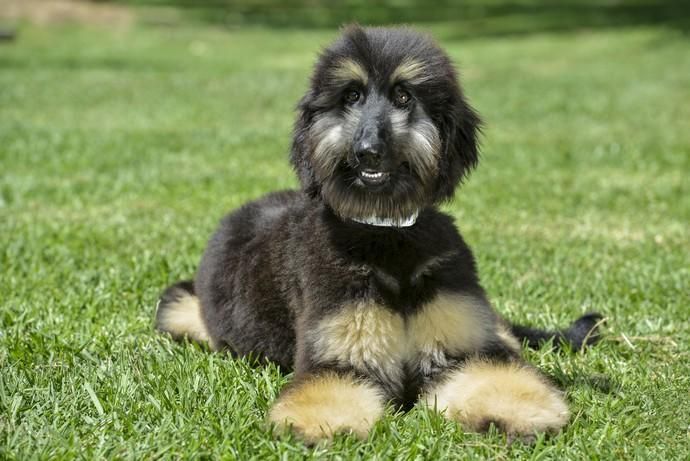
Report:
155,25,601,443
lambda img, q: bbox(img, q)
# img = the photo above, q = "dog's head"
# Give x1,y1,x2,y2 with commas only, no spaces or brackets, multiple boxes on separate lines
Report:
291,25,481,224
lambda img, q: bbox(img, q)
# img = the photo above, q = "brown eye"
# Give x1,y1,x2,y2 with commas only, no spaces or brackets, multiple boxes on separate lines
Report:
395,87,411,106
344,89,360,104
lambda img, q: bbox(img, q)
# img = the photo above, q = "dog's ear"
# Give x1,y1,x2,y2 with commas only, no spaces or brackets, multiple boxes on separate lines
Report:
434,96,481,201
289,91,321,198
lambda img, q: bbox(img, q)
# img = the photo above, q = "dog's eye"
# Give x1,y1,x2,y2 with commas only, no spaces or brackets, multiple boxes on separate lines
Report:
344,89,361,104
394,87,411,107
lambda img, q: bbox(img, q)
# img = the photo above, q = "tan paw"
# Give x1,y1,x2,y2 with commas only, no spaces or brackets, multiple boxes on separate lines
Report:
424,361,569,438
268,373,385,444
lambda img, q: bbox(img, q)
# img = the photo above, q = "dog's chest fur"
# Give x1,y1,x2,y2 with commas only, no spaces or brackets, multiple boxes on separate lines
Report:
307,236,495,400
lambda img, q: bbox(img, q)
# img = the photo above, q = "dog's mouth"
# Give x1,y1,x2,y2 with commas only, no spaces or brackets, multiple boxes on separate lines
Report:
352,162,411,188
358,169,390,187
326,161,425,221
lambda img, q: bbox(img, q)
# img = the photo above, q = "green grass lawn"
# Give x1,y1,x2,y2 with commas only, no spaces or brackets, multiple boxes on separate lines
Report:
1,14,689,460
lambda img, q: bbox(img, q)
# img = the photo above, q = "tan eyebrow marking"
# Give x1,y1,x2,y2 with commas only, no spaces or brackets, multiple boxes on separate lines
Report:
330,58,368,85
390,58,430,84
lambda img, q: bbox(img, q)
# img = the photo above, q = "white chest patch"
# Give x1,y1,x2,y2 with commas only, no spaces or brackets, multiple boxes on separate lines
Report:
311,293,495,382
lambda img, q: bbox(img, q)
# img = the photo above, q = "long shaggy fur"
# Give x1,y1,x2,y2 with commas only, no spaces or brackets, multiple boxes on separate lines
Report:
291,26,480,221
155,25,602,443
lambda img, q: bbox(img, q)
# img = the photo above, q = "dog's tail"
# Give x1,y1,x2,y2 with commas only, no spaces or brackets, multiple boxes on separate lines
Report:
155,280,211,344
510,313,604,351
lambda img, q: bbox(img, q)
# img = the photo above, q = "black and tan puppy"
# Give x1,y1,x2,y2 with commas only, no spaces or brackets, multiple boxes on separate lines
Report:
156,26,601,443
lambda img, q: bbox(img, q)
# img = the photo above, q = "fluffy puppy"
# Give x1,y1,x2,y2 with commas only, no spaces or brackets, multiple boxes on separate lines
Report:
155,25,601,444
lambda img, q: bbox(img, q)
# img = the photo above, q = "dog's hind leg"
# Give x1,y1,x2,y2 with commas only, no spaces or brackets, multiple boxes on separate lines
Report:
155,280,214,347
509,313,604,351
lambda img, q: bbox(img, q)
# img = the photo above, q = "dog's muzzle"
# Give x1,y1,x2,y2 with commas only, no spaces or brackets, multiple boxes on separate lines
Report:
352,108,393,187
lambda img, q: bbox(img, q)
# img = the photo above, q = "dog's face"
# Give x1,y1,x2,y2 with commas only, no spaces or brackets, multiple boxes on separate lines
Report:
291,26,481,223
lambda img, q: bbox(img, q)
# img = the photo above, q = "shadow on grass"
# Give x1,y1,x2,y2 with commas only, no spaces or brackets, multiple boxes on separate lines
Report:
117,0,690,37
560,372,620,394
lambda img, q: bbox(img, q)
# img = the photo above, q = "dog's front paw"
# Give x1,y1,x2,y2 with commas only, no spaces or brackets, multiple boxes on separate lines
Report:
268,373,384,444
424,361,569,440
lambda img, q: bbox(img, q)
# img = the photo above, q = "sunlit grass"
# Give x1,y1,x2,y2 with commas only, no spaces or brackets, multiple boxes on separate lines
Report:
1,18,688,460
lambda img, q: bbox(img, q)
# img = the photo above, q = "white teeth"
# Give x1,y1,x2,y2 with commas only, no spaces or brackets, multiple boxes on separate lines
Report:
361,171,384,179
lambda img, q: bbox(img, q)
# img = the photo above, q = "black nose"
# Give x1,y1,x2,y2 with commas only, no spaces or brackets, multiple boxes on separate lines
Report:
354,140,382,167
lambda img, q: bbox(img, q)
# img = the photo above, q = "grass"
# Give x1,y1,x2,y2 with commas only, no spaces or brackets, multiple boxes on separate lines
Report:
1,12,689,460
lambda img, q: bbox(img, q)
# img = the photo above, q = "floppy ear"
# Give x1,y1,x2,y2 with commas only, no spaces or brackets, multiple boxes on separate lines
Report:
433,96,481,202
289,91,321,198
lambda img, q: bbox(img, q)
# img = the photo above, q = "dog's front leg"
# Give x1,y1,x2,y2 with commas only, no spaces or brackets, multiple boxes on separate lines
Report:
267,371,386,444
267,299,405,443
421,359,569,442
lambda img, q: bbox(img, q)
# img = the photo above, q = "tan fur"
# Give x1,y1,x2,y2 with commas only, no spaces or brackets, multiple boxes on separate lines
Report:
496,323,522,352
423,361,569,436
156,294,211,344
330,58,368,84
391,58,430,85
268,373,385,444
408,118,441,175
310,301,407,384
311,293,495,379
409,293,494,375
309,109,364,180
311,122,343,174
389,109,441,181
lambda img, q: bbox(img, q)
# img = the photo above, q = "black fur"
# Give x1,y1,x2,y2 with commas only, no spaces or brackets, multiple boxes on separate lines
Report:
291,26,480,206
157,26,602,413
511,312,603,350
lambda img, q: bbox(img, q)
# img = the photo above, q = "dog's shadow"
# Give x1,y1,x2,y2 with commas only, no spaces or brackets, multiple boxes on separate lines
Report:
556,372,619,395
